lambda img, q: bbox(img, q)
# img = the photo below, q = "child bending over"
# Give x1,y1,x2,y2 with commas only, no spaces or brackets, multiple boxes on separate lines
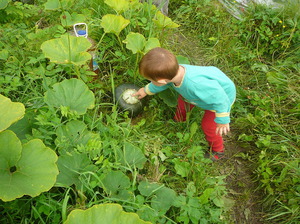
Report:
133,47,236,160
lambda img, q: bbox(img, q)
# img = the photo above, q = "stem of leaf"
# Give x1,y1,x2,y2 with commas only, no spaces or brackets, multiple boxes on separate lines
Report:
62,188,71,222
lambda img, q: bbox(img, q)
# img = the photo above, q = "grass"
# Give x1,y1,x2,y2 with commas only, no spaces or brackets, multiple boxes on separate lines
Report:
169,0,300,222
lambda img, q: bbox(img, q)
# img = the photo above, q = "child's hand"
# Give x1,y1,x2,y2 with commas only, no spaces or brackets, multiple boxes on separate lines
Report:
132,87,147,99
216,123,230,136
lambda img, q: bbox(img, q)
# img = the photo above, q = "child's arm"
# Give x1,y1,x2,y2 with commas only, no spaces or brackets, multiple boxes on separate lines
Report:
133,82,170,99
216,123,230,136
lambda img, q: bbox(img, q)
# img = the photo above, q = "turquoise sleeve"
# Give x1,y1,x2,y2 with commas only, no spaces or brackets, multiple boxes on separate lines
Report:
146,82,171,94
193,79,232,124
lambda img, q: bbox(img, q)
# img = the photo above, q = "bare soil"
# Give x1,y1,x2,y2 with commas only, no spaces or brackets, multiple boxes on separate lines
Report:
220,139,266,224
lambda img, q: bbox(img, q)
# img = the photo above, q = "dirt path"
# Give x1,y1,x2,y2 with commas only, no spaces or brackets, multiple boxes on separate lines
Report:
220,139,265,224
167,30,265,224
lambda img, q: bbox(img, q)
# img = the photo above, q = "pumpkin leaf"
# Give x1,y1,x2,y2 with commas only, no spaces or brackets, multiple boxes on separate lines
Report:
101,14,130,36
151,186,176,213
138,181,162,197
44,78,95,115
157,88,178,107
0,130,58,202
104,0,129,13
144,38,160,53
60,11,86,27
44,0,60,10
55,120,99,152
138,181,176,213
101,170,131,195
56,152,97,189
117,142,147,169
123,32,146,54
153,11,180,29
0,0,10,9
0,94,25,132
64,203,152,224
8,111,35,140
123,33,160,54
44,0,74,10
41,34,91,65
176,55,190,64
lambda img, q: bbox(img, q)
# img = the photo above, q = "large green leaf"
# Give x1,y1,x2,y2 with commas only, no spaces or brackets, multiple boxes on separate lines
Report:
41,34,91,65
0,130,58,202
56,152,97,189
157,88,178,107
138,181,162,197
0,0,10,9
55,120,99,152
101,14,130,36
123,32,146,54
138,181,176,213
123,33,160,54
144,38,160,53
104,0,129,13
101,170,131,195
117,142,147,169
153,11,180,29
44,0,74,10
8,111,35,140
64,203,152,224
60,12,86,27
176,55,190,64
44,78,95,115
0,94,25,132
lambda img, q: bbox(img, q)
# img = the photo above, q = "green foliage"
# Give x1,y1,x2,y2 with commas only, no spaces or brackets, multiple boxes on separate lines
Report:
64,203,152,224
56,152,97,189
0,94,25,132
101,14,130,36
234,4,300,58
44,78,95,115
0,0,10,9
123,32,160,54
0,130,59,202
41,35,92,65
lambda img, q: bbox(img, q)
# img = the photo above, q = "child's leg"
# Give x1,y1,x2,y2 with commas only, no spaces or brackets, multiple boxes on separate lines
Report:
201,110,224,152
174,95,195,122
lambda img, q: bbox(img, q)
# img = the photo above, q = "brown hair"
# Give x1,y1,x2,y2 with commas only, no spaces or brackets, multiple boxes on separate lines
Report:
139,47,179,81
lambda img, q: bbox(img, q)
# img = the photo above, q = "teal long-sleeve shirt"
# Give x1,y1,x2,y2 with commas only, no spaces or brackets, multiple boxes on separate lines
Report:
144,64,236,124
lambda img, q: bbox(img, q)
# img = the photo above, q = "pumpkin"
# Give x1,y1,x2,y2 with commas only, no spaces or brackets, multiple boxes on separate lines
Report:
115,83,143,117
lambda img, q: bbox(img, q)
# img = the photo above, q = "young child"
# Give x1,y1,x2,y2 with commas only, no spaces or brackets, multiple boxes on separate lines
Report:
133,47,236,160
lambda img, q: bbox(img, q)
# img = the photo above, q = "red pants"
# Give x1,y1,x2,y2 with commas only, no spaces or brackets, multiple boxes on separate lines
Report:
174,95,224,152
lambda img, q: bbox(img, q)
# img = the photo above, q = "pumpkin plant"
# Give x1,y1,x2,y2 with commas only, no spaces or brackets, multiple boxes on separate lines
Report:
64,203,152,224
41,34,91,65
0,94,25,132
44,78,95,116
0,0,10,9
123,32,160,54
100,14,130,48
0,131,59,202
0,94,58,202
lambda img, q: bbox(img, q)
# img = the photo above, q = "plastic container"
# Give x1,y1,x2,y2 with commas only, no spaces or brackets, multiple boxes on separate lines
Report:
73,23,99,74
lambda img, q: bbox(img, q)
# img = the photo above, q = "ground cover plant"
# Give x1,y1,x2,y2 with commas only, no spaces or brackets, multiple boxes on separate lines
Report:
0,0,299,223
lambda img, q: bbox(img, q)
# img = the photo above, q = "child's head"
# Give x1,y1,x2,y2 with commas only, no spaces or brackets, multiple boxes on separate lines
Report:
139,47,179,81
